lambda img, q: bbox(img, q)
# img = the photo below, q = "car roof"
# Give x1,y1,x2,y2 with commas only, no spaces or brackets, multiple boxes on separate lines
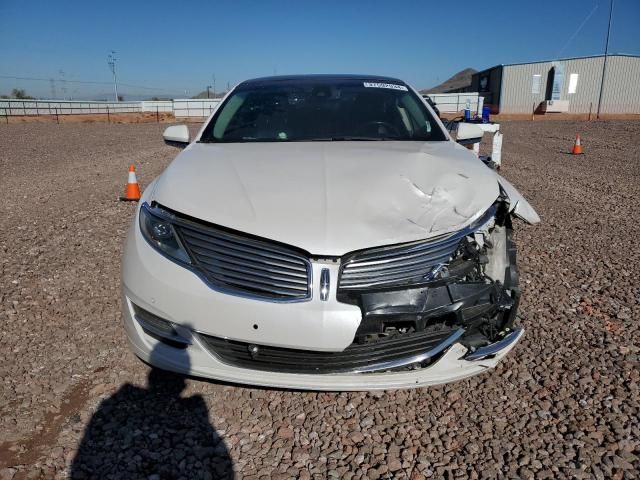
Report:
239,74,407,87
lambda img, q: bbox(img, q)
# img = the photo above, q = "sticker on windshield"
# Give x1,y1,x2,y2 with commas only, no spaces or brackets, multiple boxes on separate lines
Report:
363,82,408,91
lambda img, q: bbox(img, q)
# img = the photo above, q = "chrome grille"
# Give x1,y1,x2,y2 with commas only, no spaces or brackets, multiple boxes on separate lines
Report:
174,220,311,301
338,208,496,291
339,233,463,290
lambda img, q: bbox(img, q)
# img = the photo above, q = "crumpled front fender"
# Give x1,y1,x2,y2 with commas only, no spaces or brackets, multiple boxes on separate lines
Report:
497,175,541,225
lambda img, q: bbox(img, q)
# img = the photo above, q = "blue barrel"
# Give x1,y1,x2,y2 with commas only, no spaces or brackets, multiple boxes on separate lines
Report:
464,108,471,122
482,106,490,123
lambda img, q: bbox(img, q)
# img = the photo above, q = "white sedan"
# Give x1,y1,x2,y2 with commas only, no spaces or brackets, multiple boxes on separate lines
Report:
122,74,539,390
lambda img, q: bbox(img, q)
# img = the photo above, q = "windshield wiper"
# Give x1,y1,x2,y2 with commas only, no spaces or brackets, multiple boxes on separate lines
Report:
203,136,426,143
326,136,396,141
335,136,434,141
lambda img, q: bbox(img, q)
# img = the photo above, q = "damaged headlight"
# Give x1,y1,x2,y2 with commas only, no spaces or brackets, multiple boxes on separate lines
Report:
139,202,191,264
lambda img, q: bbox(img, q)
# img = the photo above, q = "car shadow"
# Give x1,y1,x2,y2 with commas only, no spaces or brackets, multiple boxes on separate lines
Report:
70,342,234,479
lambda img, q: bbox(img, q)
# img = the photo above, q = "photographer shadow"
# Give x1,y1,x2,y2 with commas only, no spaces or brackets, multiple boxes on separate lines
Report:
70,342,234,479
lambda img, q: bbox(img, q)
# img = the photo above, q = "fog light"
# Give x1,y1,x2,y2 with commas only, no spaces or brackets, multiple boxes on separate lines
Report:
132,303,190,347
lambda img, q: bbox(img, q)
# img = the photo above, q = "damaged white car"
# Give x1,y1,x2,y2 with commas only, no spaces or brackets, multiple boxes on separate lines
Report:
122,74,539,390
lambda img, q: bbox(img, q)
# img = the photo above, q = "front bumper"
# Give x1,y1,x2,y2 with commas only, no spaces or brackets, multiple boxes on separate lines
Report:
123,296,523,390
122,207,524,390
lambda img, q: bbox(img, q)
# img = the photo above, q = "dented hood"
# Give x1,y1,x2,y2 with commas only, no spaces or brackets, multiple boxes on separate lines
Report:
151,141,501,256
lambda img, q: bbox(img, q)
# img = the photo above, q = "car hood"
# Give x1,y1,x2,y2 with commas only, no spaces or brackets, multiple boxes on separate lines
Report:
151,141,501,256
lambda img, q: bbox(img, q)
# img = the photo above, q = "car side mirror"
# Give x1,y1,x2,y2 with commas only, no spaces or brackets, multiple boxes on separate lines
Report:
163,125,190,147
456,123,484,145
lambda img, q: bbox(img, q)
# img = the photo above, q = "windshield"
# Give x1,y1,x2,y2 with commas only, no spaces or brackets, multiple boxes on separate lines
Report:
200,78,447,143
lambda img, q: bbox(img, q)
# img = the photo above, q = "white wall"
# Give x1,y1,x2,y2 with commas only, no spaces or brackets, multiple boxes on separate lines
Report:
141,101,173,112
172,99,221,118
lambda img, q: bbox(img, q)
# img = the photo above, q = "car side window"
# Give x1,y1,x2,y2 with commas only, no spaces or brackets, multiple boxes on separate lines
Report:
400,96,432,134
213,93,246,139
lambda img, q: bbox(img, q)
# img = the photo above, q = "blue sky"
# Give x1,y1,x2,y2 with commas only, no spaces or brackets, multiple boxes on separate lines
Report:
1,0,638,99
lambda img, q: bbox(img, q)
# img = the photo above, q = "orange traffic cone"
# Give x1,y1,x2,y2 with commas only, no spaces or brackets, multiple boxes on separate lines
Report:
120,165,141,201
571,134,583,155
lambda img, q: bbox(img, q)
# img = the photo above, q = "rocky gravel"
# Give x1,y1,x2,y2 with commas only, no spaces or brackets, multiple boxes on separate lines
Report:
0,120,639,479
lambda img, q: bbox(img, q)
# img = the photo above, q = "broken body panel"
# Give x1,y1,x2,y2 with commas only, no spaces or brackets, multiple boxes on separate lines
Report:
339,200,522,358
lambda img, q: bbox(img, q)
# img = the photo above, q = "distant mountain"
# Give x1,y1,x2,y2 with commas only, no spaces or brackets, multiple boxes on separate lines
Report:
420,68,477,94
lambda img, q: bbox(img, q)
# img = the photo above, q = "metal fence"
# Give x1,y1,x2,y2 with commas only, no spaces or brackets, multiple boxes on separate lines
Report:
0,98,222,118
2,95,481,119
423,93,484,114
0,99,141,116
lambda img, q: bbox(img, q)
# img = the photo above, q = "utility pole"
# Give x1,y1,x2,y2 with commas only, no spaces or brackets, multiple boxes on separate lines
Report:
212,74,216,98
49,78,57,99
107,51,119,102
206,85,212,99
596,0,614,119
59,70,67,100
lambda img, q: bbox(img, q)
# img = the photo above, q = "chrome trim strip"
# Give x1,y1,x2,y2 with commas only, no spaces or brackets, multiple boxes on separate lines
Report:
464,328,523,361
350,328,465,373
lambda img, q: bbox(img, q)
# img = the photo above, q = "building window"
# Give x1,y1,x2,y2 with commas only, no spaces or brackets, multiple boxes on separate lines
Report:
568,73,579,94
532,74,542,95
479,74,489,92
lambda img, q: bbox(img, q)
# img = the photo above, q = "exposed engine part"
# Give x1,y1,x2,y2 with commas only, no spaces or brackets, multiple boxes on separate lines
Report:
337,201,520,352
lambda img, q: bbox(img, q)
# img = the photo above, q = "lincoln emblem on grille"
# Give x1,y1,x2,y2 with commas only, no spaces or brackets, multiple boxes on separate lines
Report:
320,268,330,301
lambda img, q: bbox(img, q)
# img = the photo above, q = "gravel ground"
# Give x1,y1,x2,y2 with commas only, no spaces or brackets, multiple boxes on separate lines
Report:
0,120,638,479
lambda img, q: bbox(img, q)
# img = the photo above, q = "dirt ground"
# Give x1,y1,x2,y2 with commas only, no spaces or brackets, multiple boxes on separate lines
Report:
0,120,638,479
2,112,177,124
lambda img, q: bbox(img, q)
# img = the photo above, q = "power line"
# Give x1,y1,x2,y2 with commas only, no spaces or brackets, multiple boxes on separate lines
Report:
557,3,599,58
